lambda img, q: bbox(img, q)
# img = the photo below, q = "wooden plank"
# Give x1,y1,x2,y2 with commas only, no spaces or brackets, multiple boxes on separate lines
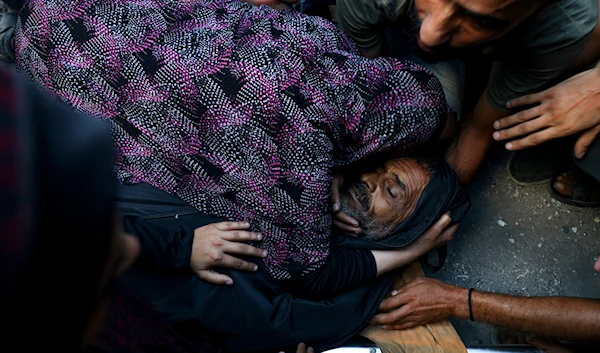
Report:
360,262,467,353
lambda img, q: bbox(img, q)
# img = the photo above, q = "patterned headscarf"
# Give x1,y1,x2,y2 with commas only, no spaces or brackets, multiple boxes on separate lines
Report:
0,69,118,351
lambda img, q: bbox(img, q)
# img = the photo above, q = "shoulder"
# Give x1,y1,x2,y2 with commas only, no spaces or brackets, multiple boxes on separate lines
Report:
497,0,598,55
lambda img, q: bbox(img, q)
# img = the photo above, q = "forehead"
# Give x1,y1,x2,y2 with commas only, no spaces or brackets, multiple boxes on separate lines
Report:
383,158,424,173
453,0,539,19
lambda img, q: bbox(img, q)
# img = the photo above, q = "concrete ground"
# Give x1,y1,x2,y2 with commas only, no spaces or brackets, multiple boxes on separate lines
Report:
428,144,600,345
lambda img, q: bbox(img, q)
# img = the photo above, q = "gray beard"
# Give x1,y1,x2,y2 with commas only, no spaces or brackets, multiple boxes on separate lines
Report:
339,192,396,241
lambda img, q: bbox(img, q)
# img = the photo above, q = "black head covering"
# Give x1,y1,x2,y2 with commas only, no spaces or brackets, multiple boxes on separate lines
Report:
333,158,470,250
0,69,117,351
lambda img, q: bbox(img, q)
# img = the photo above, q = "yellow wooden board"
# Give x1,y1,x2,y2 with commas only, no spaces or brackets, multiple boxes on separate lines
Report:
360,262,467,353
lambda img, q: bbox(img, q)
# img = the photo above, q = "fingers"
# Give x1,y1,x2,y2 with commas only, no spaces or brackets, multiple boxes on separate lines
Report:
505,91,544,109
331,175,344,212
370,304,411,326
335,210,360,228
218,254,260,272
333,219,361,235
214,221,251,231
378,291,410,311
494,105,544,131
438,223,459,245
197,269,234,286
222,241,268,258
426,212,452,236
493,113,546,141
574,124,600,159
220,229,263,242
501,127,558,151
594,255,600,273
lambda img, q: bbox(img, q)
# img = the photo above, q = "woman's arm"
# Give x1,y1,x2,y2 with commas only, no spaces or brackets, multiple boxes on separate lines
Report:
372,213,456,276
291,213,457,297
124,215,265,285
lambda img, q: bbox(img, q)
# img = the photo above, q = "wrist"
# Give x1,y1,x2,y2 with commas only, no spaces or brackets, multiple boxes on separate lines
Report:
448,285,471,319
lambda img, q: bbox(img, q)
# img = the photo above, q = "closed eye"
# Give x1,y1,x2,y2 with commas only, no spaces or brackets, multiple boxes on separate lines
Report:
387,187,395,198
393,173,407,193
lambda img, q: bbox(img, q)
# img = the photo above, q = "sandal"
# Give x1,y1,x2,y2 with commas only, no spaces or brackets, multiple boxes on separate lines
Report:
507,140,572,186
0,11,17,63
549,165,600,207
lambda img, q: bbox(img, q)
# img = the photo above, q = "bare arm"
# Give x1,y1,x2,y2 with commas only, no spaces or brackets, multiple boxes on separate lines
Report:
446,92,510,184
372,277,600,342
371,214,457,276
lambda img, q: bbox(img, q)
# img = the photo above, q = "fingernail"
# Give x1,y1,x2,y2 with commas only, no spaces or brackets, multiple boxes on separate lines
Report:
493,121,500,130
391,290,398,296
441,214,450,223
554,182,564,191
505,142,513,150
576,151,585,159
225,280,233,285
378,325,388,329
333,203,339,211
244,222,250,226
256,234,262,240
506,101,512,109
262,250,268,257
492,131,500,140
253,265,258,271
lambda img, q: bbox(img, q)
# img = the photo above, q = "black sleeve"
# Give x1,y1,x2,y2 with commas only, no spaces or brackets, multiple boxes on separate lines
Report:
3,0,24,8
289,246,377,298
123,215,197,270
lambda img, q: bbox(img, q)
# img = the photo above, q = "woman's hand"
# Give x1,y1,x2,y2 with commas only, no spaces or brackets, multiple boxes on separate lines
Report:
409,212,458,253
493,65,600,158
331,174,362,235
190,221,267,285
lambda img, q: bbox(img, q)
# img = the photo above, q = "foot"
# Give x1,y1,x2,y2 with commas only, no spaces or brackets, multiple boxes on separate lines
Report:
553,170,600,202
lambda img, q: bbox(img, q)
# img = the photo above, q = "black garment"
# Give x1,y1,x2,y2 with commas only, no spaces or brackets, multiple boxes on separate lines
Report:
88,281,219,353
118,183,392,353
121,231,392,353
119,183,378,296
2,0,23,9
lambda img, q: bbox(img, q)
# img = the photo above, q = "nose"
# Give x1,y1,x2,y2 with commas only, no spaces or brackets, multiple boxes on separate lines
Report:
360,172,384,193
419,4,455,48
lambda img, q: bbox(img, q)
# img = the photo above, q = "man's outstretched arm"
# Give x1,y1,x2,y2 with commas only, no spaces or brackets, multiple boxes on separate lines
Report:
446,92,509,184
371,277,600,342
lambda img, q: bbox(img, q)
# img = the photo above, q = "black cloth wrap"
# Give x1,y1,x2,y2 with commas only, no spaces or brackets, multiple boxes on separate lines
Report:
332,159,470,250
0,71,117,351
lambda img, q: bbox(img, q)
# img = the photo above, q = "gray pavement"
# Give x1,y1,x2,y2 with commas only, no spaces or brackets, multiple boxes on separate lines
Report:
429,145,600,345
